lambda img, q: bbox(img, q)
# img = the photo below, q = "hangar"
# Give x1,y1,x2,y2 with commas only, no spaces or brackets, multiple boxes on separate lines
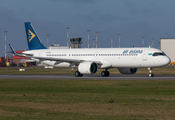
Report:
160,38,175,65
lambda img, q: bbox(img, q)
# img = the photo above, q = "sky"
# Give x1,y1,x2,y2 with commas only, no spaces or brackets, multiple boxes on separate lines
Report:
1,0,175,57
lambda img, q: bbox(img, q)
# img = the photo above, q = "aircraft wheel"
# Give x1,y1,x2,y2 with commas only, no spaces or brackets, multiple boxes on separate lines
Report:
75,71,83,77
101,71,105,77
101,71,110,77
149,73,154,77
75,71,79,77
106,71,110,77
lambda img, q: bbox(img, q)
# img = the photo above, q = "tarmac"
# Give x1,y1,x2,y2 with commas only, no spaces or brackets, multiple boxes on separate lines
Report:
0,74,175,80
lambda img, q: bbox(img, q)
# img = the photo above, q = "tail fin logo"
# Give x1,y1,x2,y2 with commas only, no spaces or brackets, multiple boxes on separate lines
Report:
28,30,36,42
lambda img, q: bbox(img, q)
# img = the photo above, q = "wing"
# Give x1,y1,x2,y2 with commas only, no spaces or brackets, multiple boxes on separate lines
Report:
27,56,102,66
27,56,81,63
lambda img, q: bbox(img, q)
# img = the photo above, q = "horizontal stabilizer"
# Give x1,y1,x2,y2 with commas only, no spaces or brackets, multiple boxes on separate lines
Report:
9,44,16,55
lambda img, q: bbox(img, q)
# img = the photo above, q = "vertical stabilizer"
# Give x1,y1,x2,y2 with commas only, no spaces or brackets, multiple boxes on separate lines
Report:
25,22,46,50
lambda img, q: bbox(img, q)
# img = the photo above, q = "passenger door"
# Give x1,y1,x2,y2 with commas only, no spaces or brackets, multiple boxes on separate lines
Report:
142,50,148,61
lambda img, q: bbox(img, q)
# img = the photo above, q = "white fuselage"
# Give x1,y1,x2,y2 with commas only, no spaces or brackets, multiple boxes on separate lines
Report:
23,47,171,69
24,48,170,68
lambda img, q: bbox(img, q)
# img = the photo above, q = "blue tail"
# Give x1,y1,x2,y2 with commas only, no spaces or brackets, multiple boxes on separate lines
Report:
25,22,46,50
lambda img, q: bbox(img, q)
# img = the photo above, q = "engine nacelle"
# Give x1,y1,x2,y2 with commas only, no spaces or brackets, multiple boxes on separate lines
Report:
78,62,98,74
118,68,137,74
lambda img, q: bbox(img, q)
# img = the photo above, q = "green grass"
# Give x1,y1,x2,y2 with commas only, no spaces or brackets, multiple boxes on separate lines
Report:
1,67,175,75
0,79,175,120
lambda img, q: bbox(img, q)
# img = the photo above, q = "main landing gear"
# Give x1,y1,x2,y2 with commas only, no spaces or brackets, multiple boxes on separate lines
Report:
75,71,83,77
148,68,154,77
101,69,110,77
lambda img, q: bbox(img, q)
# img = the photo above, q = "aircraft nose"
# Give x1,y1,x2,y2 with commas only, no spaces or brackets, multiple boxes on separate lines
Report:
162,56,171,66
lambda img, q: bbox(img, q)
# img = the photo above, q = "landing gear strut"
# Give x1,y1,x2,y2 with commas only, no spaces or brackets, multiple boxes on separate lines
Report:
75,71,83,77
148,68,154,77
101,69,110,77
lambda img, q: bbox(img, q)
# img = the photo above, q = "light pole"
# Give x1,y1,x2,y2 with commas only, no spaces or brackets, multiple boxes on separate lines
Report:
142,37,144,48
96,31,98,48
111,35,113,48
66,27,70,47
118,34,121,48
46,35,50,49
4,31,7,62
87,30,90,48
93,39,95,48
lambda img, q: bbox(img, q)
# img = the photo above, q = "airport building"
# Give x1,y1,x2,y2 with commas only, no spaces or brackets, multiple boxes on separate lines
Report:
49,37,82,49
49,44,69,49
160,38,175,65
70,38,82,48
0,57,5,67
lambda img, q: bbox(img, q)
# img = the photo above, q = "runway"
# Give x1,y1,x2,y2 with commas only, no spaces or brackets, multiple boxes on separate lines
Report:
0,74,175,80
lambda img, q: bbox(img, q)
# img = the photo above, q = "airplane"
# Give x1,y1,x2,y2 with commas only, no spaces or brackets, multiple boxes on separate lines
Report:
9,22,171,77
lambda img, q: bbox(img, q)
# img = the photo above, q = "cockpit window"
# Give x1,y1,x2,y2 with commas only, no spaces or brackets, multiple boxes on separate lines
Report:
152,52,166,56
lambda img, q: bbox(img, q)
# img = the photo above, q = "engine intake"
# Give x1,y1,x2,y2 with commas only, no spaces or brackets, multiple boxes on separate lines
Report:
78,62,98,74
118,68,137,74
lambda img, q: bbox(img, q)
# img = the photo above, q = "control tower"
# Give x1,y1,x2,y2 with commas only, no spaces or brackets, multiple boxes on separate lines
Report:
70,37,82,48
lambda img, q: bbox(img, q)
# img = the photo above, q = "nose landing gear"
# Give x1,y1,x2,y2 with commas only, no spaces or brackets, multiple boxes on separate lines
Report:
148,68,154,77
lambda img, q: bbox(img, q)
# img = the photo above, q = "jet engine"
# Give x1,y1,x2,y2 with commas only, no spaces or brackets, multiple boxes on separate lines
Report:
118,68,137,74
78,62,98,74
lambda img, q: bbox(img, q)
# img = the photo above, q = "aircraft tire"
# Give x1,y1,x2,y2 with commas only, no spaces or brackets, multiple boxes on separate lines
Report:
149,73,154,77
101,71,105,77
101,71,110,77
106,71,110,77
75,71,83,77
